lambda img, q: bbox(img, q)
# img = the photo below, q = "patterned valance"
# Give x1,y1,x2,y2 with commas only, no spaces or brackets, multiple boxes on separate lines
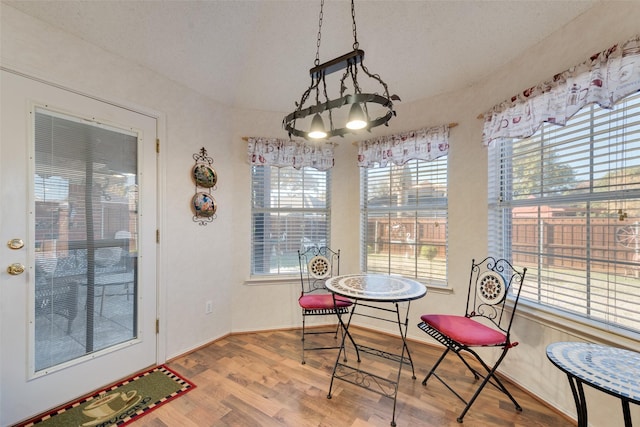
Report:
247,137,335,170
357,124,450,168
482,34,640,145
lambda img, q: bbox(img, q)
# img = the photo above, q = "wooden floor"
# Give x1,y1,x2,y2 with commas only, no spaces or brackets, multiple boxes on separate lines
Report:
140,327,572,427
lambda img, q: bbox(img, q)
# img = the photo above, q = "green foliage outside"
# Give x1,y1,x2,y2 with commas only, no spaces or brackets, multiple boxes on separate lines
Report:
420,245,438,260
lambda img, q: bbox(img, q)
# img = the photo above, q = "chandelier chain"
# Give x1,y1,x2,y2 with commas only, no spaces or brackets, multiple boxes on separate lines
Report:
351,0,359,50
315,0,324,66
322,76,333,128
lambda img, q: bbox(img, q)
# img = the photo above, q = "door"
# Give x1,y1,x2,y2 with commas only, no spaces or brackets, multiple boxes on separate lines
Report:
0,70,158,426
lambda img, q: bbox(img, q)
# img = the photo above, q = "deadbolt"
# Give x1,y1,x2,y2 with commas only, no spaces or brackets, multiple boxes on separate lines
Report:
7,263,25,275
7,238,24,250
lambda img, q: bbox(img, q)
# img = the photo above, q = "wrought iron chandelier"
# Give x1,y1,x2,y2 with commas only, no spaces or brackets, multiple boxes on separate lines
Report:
283,0,400,140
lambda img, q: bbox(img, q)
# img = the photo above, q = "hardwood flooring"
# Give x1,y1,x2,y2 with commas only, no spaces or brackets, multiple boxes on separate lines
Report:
140,327,572,427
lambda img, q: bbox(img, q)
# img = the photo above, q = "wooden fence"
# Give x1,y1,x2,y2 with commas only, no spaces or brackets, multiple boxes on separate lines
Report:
366,217,640,275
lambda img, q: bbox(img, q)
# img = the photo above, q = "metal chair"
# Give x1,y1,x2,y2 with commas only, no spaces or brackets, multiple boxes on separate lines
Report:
297,246,352,364
93,236,134,315
417,257,527,423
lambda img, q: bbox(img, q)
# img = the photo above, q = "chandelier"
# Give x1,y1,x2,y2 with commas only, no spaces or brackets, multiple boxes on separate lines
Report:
283,0,400,140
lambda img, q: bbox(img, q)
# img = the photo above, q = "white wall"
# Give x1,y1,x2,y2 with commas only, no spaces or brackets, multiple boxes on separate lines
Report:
3,1,640,425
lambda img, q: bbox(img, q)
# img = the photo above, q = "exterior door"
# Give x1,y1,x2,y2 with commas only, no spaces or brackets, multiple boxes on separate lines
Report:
0,70,158,426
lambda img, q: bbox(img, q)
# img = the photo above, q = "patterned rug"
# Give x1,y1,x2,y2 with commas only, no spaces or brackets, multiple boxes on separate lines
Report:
14,365,195,427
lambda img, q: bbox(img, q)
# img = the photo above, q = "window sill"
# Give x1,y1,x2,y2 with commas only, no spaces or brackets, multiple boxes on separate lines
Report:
516,299,640,352
243,276,453,292
244,275,299,286
424,283,453,294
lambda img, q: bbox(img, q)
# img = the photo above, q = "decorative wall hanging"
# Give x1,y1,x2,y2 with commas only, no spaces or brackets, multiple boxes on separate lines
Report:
192,147,217,225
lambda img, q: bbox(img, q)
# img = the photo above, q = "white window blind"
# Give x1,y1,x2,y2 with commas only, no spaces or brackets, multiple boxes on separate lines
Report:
34,107,138,369
361,158,447,284
251,166,331,276
489,91,640,333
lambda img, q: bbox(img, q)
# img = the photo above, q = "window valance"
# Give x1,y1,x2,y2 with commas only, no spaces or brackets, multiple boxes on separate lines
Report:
481,34,640,146
246,137,335,170
357,124,450,168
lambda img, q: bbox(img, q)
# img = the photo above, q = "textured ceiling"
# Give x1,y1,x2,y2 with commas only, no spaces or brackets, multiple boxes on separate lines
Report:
5,0,599,113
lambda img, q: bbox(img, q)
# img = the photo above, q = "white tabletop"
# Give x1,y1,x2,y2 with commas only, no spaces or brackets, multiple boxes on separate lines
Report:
325,274,427,302
546,341,640,403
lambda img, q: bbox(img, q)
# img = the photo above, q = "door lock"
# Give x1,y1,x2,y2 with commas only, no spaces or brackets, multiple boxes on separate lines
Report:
7,263,25,275
7,238,24,250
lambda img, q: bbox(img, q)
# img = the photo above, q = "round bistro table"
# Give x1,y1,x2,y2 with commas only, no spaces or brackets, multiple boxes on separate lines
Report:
325,274,427,427
546,341,640,427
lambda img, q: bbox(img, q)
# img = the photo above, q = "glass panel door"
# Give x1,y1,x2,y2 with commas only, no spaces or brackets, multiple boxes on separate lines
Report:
1,71,157,426
34,108,140,371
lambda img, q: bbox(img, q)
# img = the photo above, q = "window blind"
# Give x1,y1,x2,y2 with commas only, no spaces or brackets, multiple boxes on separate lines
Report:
34,107,138,369
251,166,331,276
489,91,640,333
361,158,447,284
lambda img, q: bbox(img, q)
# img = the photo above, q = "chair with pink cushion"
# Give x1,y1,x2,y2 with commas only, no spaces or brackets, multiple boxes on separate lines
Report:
417,257,527,423
297,246,351,364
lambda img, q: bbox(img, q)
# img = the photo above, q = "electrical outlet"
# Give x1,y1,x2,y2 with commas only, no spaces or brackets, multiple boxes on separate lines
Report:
205,300,213,314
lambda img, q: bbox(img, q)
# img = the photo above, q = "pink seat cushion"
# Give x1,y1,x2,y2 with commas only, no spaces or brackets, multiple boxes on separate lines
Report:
420,314,506,346
299,294,352,310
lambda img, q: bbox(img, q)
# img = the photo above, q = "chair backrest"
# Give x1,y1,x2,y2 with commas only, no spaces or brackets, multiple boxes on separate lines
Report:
465,257,527,336
298,246,340,296
66,239,131,273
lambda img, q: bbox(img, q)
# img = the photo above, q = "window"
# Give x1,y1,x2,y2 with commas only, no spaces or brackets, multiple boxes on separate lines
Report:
361,158,447,284
489,92,640,333
34,107,139,370
251,166,331,276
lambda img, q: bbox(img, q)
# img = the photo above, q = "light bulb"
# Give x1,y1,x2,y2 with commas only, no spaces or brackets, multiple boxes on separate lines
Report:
346,102,367,130
308,113,327,139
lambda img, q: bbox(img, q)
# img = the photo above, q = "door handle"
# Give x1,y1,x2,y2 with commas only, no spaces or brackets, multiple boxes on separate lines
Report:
7,263,25,275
